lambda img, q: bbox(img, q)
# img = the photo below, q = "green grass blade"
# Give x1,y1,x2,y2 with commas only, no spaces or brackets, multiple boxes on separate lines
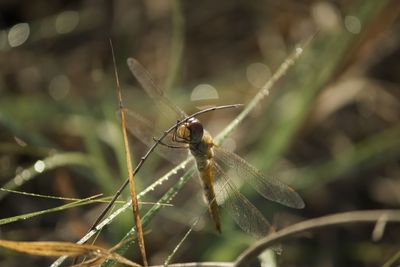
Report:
0,194,100,225
0,152,93,200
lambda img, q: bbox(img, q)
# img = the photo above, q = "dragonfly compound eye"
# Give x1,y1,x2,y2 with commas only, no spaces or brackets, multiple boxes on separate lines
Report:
188,119,204,143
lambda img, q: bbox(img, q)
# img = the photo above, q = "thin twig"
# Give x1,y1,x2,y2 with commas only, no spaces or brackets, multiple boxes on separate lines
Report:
234,209,400,267
110,39,148,267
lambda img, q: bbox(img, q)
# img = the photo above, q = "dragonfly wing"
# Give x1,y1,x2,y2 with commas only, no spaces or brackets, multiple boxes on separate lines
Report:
124,109,189,164
213,147,305,209
127,58,187,119
213,162,272,238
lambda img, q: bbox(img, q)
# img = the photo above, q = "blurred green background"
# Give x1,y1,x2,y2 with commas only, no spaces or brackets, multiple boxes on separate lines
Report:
0,0,400,266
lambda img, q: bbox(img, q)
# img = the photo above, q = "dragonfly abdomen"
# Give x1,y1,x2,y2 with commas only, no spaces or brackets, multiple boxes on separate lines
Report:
190,132,221,233
198,159,221,233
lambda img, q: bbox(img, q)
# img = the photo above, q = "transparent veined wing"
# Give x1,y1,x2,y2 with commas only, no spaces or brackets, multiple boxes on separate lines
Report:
124,58,192,163
127,58,187,119
213,147,305,209
213,162,272,238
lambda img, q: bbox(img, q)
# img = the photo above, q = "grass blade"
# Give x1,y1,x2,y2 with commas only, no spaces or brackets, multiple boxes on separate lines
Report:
0,152,93,200
0,194,101,225
110,40,148,267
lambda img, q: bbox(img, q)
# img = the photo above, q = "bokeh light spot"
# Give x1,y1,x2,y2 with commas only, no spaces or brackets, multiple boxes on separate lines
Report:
34,160,45,173
311,1,341,31
55,11,80,34
191,84,219,102
49,75,71,100
246,62,271,88
344,15,361,34
8,23,30,47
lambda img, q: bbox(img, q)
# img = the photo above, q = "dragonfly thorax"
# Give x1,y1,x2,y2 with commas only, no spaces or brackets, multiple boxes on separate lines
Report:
176,117,204,144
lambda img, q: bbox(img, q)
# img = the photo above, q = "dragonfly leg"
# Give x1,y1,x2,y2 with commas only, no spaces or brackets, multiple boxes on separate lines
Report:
172,131,191,143
152,137,188,149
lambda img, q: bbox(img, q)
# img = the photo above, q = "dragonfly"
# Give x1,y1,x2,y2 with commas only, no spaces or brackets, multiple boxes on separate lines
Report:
125,58,305,238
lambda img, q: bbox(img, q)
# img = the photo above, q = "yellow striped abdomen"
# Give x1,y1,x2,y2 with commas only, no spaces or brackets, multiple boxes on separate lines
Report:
199,159,221,233
189,131,221,233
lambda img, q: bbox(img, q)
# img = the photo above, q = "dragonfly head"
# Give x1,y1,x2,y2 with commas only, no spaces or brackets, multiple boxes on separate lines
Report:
176,117,204,144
